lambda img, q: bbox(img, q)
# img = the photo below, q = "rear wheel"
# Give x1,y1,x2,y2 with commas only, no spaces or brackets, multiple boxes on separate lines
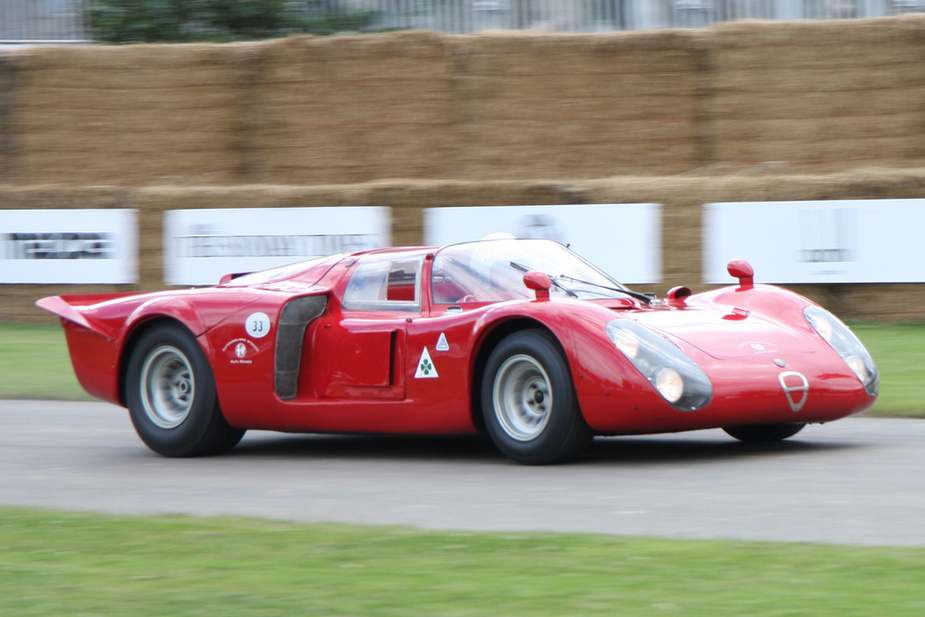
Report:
723,423,805,443
126,323,245,457
481,330,591,464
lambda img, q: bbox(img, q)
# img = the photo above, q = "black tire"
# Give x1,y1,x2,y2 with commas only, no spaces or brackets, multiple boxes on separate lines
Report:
481,330,592,464
723,423,805,443
125,323,245,457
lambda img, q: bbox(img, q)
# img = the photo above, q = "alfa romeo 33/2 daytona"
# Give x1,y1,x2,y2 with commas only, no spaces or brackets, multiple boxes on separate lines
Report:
38,237,878,464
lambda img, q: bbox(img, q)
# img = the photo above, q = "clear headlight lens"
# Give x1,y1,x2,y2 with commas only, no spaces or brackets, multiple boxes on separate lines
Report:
656,368,684,403
607,320,712,411
846,356,868,382
804,306,879,397
609,328,639,358
805,309,834,342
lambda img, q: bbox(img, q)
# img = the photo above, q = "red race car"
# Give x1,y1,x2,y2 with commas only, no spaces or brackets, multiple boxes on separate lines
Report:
38,237,878,464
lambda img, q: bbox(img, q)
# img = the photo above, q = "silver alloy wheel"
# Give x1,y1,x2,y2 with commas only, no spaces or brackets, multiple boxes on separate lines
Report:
492,354,553,441
139,345,195,429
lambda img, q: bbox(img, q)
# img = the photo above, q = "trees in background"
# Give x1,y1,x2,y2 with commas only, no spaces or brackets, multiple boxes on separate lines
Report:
88,0,379,43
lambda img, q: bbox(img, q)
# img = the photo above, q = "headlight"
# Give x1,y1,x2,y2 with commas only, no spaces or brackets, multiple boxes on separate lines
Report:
805,309,834,342
656,368,684,403
609,328,640,358
846,356,868,382
804,306,879,397
606,320,712,411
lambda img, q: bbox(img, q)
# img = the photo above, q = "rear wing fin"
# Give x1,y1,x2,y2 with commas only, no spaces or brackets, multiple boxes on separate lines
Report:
36,293,138,341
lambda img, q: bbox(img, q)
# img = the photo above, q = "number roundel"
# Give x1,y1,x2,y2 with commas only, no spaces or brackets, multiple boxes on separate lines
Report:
245,312,271,338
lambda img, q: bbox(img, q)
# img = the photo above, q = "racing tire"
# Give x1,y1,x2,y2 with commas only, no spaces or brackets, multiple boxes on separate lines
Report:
482,330,592,464
723,423,805,443
125,323,245,457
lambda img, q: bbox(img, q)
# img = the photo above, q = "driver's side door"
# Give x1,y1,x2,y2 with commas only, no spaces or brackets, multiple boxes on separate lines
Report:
310,255,423,400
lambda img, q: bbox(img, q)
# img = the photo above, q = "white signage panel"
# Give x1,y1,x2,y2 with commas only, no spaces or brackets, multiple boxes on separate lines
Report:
165,207,391,286
424,204,662,284
704,199,925,284
0,209,138,284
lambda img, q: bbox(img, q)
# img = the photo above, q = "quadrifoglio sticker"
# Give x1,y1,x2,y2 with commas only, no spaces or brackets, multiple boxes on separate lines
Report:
415,348,438,379
223,338,259,365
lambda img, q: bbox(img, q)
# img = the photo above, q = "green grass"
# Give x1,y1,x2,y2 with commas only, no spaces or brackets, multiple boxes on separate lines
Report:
1,322,923,416
1,506,924,616
0,323,92,401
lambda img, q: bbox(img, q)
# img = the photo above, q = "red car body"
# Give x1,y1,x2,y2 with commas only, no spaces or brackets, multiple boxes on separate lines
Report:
38,238,878,463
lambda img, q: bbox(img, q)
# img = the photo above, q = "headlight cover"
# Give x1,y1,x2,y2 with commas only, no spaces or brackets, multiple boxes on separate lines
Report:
804,306,879,397
606,319,712,411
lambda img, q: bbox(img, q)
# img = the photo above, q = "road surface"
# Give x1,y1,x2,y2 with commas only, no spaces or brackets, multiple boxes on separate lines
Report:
1,400,922,546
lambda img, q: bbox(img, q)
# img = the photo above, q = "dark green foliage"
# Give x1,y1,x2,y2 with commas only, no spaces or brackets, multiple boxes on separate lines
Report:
87,0,380,43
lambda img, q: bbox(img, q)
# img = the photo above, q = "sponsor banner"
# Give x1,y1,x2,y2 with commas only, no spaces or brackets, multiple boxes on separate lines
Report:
703,200,925,284
165,207,391,286
0,209,138,284
423,204,662,284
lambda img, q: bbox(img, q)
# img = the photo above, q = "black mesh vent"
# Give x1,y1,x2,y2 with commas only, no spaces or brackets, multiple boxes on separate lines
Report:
275,296,327,400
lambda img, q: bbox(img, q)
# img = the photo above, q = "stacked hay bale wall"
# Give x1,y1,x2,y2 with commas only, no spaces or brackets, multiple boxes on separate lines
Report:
8,45,251,186
0,52,16,183
251,32,461,184
705,19,925,173
4,18,925,184
448,30,703,179
0,27,711,184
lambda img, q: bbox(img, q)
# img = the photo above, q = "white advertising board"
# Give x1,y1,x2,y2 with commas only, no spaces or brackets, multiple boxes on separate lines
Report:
165,207,391,286
703,199,925,284
423,204,662,284
0,209,138,284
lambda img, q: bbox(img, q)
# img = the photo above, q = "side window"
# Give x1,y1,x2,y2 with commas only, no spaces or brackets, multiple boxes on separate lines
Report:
343,256,421,310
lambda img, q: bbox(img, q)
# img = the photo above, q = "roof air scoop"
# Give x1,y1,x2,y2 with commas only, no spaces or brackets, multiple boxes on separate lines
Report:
727,259,754,290
666,286,692,306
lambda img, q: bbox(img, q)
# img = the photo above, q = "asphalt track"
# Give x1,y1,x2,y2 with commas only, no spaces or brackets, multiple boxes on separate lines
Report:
2,400,924,546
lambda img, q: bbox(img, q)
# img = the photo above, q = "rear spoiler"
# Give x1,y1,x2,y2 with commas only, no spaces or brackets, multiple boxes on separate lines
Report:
36,293,140,341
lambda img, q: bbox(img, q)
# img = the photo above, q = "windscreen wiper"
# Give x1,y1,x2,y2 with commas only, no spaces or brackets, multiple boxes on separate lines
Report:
555,274,653,305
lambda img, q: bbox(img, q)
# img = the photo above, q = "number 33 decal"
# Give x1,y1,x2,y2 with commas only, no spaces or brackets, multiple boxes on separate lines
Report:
245,312,271,339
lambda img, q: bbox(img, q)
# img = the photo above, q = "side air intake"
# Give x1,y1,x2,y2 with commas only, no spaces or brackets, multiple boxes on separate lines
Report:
275,296,327,400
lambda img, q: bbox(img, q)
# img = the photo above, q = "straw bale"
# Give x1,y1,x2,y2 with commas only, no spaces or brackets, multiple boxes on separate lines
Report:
705,18,925,168
0,51,21,185
252,31,460,184
454,29,701,179
2,18,925,186
712,118,924,166
0,184,129,209
13,43,256,185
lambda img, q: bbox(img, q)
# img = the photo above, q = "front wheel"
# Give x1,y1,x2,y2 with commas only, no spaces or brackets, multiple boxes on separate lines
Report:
125,323,245,457
723,423,805,443
481,330,591,464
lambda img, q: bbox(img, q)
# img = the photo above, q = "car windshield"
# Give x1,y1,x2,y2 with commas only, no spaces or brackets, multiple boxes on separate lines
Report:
432,238,632,303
